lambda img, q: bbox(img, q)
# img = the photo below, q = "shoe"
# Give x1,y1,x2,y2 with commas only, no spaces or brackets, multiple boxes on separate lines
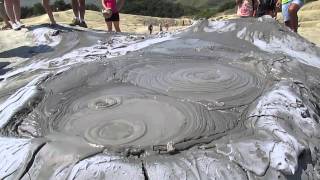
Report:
70,18,80,26
16,21,25,28
79,21,88,28
11,22,21,31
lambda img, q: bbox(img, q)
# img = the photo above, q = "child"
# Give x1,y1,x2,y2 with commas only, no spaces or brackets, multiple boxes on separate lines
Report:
236,0,258,17
148,24,153,34
277,0,303,32
102,0,125,32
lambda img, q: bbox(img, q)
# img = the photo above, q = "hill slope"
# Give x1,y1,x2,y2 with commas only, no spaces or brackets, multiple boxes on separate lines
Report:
17,10,190,34
22,0,100,7
22,0,226,8
174,0,232,8
298,0,320,45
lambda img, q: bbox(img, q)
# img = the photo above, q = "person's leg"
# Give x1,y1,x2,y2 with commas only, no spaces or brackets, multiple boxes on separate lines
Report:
4,0,16,23
113,21,120,32
12,0,19,22
77,0,87,27
288,1,302,32
106,21,112,31
4,0,20,30
42,0,56,24
285,20,290,28
112,13,120,32
78,0,85,21
0,0,11,28
281,3,290,29
70,0,80,26
71,0,79,19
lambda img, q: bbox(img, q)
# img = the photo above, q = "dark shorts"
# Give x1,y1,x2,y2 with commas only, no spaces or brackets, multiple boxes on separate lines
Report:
105,12,120,22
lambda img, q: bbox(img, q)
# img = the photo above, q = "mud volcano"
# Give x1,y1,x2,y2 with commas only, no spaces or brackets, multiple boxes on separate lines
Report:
1,17,320,179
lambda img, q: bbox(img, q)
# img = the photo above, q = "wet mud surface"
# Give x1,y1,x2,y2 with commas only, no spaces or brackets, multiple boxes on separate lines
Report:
1,17,320,179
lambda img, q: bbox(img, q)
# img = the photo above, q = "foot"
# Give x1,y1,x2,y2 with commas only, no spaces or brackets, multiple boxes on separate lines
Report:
10,22,21,31
0,24,12,30
79,21,88,28
50,20,57,25
70,18,80,26
16,21,25,28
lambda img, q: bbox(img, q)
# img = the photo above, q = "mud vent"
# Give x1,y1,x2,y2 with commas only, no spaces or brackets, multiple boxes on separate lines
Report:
0,19,320,179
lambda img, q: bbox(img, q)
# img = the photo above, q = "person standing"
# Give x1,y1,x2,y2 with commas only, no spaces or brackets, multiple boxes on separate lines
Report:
236,0,258,17
148,24,153,34
0,0,11,30
159,23,163,32
4,0,23,30
102,0,125,32
277,0,303,32
42,0,56,25
70,0,87,28
164,22,169,31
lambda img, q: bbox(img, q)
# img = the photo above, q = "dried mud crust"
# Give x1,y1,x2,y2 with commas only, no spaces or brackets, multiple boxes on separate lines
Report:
0,18,320,179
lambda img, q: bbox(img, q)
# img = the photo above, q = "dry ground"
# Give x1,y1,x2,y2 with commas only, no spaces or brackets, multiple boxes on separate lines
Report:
297,0,320,45
0,10,191,62
0,1,319,55
2,10,191,34
212,0,320,46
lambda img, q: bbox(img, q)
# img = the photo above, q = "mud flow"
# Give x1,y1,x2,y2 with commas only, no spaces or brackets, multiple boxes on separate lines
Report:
1,18,320,179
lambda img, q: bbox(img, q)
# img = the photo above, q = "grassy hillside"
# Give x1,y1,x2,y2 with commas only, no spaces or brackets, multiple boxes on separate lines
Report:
13,9,190,34
21,0,100,7
22,0,234,18
174,0,230,8
23,0,219,8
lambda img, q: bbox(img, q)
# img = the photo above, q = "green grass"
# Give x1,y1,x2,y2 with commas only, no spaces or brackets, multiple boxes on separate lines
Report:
21,0,236,19
21,0,99,7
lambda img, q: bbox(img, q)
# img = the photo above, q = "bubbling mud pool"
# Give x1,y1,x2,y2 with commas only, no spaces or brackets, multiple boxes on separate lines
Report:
1,18,320,179
28,63,247,150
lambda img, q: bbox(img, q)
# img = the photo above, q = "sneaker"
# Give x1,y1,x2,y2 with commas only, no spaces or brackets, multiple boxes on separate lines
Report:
79,21,88,28
10,22,21,31
16,21,25,28
70,18,80,26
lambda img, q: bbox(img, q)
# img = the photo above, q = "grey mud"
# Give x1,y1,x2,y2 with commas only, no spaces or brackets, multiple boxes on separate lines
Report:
1,17,320,180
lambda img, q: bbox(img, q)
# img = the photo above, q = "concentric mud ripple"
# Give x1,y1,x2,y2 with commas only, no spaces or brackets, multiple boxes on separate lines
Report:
125,62,265,107
36,83,237,149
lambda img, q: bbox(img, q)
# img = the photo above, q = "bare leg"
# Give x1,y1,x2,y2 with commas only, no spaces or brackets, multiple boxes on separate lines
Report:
288,3,300,32
42,0,56,24
0,0,11,27
78,0,85,21
113,21,120,32
71,0,79,18
4,0,16,23
12,0,19,21
284,21,290,29
106,21,112,32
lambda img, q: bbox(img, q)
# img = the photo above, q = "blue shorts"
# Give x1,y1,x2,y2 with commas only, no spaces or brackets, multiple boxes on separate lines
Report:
282,0,304,22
